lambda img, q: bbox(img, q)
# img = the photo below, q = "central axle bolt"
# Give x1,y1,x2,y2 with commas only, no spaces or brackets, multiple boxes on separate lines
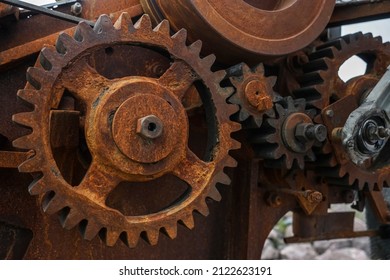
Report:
136,115,164,139
295,123,327,143
244,79,273,111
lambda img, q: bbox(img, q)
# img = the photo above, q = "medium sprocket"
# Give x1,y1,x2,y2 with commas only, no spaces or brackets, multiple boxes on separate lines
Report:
12,13,240,247
294,32,390,189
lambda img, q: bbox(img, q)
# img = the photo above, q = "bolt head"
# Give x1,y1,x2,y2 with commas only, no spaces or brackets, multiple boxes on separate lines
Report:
325,109,334,118
136,115,163,139
295,123,310,142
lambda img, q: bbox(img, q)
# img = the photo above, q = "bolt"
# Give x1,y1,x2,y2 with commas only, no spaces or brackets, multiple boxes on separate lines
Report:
325,109,334,118
136,115,163,139
331,127,343,142
295,123,327,143
307,191,323,204
347,140,354,148
71,2,82,16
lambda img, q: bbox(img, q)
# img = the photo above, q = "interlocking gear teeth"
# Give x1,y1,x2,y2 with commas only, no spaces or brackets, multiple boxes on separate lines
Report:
228,63,279,127
12,13,241,248
251,96,316,170
294,32,390,189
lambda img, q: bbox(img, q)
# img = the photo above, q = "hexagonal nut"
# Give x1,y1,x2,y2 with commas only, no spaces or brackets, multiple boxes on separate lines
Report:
295,123,310,142
136,115,163,139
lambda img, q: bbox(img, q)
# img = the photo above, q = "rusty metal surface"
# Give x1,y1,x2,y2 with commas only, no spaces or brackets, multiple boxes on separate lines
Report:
1,0,390,260
12,13,240,248
330,0,390,27
141,0,336,64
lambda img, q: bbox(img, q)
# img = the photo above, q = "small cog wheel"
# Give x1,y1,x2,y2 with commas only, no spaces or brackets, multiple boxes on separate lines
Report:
12,13,240,247
228,63,279,127
251,96,322,170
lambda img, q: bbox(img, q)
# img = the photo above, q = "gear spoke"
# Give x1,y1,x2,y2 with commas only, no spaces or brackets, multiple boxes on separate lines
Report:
75,162,122,205
172,149,213,192
61,57,114,103
158,61,199,100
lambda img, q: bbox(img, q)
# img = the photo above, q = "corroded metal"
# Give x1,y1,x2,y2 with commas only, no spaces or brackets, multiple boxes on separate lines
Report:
12,13,240,248
141,0,336,64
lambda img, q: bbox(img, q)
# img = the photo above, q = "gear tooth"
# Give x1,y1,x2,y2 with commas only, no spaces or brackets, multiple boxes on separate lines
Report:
39,46,59,71
171,28,187,45
196,200,210,216
207,185,222,201
231,138,241,150
222,86,235,99
134,14,152,30
60,208,84,230
42,194,65,215
226,103,240,116
74,21,95,42
254,63,265,74
121,230,140,248
202,54,216,69
19,156,40,173
228,92,241,105
26,67,47,90
241,63,251,74
55,32,76,55
216,171,231,185
229,76,241,88
93,14,115,33
214,70,226,83
267,76,277,88
189,40,202,55
179,214,195,229
28,177,47,196
162,225,177,239
82,220,101,241
239,108,250,121
153,19,170,34
225,155,238,168
254,116,263,127
12,134,35,150
142,230,159,246
103,230,121,247
12,112,35,128
114,12,135,32
16,89,40,104
274,103,285,116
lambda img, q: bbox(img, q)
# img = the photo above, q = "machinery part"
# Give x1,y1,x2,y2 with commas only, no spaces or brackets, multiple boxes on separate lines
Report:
251,97,319,170
228,63,278,127
342,66,390,168
295,32,390,189
0,0,94,26
294,32,390,109
0,2,18,18
70,2,82,16
141,0,336,64
12,13,240,247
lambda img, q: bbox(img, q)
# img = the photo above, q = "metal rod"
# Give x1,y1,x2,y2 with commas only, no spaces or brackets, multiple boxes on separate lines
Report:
0,0,94,26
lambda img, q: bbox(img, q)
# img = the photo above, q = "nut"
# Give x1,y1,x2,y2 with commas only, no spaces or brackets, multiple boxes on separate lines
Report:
136,115,163,139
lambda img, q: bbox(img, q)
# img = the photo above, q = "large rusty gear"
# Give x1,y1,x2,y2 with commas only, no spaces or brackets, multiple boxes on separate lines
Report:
294,32,390,189
228,63,279,127
141,0,335,64
251,96,317,170
12,13,240,247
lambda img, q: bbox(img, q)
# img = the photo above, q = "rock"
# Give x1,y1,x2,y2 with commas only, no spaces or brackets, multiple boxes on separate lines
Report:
261,239,279,260
280,244,318,260
352,237,370,254
315,248,369,260
313,238,352,253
